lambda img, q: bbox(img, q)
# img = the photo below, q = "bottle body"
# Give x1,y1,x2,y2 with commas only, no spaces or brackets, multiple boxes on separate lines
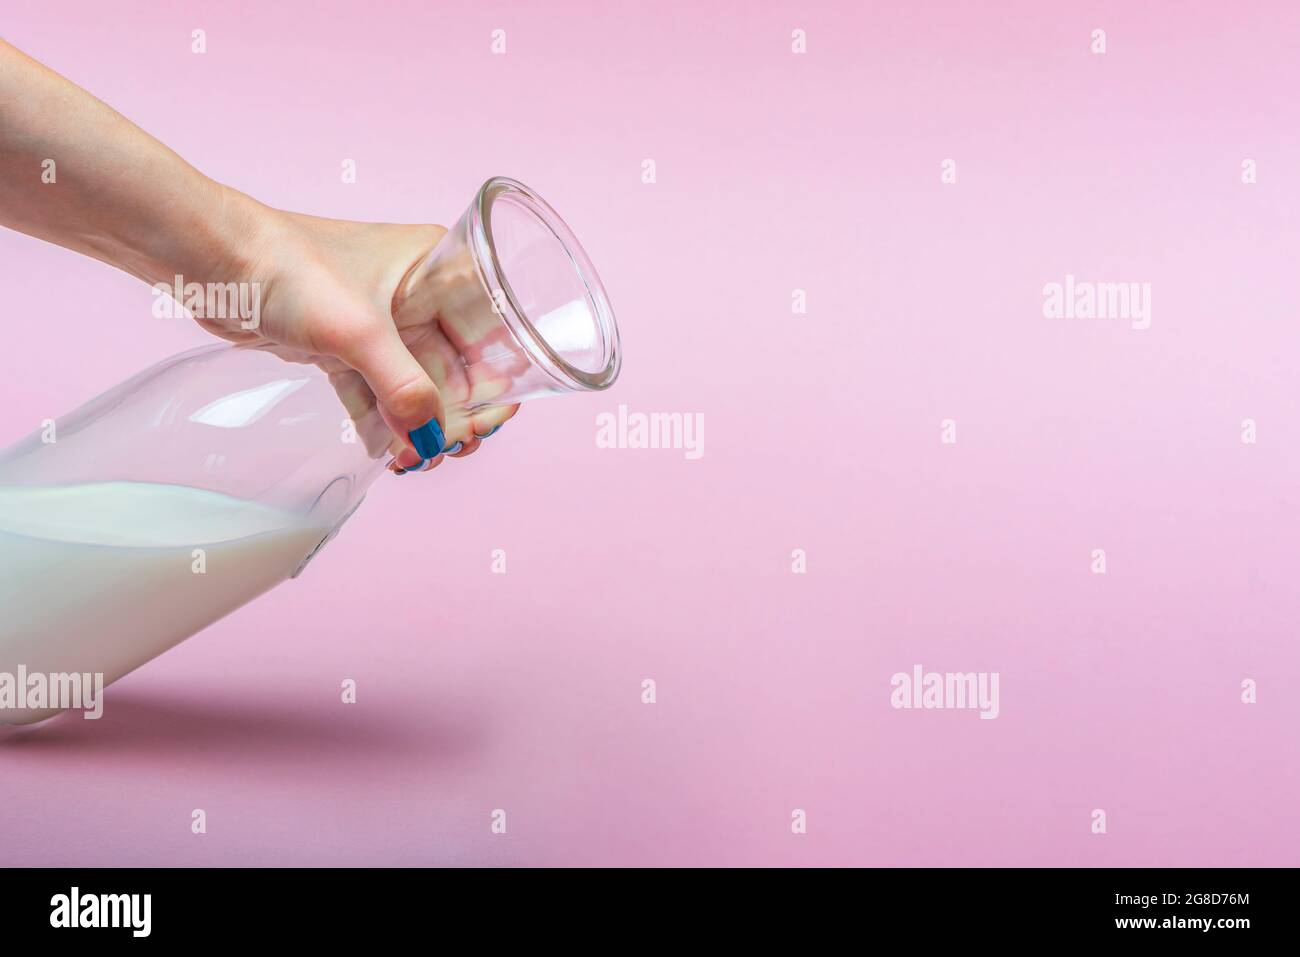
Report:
0,344,386,724
0,175,623,725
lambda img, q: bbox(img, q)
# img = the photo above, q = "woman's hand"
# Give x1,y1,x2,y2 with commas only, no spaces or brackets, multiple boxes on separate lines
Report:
0,38,514,474
194,195,519,473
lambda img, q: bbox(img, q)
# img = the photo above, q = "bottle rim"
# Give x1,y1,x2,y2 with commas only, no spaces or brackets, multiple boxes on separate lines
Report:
466,176,622,393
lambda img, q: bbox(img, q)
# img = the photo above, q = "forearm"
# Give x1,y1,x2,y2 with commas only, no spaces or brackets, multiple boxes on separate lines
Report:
0,37,264,286
0,38,456,459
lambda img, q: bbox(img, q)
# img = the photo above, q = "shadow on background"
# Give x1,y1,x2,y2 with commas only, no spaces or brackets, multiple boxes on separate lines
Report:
0,687,490,768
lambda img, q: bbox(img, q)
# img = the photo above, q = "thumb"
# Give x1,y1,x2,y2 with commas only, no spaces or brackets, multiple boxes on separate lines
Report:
337,318,446,468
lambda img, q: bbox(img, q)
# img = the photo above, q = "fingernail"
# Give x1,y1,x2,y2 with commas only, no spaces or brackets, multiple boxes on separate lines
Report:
474,425,501,440
408,419,445,459
442,441,463,456
396,458,429,475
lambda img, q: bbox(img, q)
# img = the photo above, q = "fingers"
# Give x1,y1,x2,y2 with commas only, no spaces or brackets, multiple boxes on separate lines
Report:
438,405,519,461
388,405,518,473
402,326,475,443
393,452,447,475
389,226,450,330
442,436,479,458
326,367,392,459
469,403,519,439
333,316,446,470
341,305,519,474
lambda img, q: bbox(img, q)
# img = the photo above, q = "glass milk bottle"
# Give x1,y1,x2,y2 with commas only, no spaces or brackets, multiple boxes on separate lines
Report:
0,177,620,725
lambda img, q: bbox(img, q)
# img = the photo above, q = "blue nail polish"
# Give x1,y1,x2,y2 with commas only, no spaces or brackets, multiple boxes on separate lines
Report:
474,425,501,440
408,419,445,459
396,458,428,475
442,441,463,456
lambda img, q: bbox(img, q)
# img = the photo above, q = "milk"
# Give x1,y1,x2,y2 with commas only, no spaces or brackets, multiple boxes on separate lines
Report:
0,481,328,724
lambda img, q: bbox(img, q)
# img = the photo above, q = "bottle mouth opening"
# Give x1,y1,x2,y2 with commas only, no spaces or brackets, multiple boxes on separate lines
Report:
467,177,621,393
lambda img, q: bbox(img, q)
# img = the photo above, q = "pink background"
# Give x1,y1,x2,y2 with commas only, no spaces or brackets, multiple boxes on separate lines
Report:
2,0,1298,866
